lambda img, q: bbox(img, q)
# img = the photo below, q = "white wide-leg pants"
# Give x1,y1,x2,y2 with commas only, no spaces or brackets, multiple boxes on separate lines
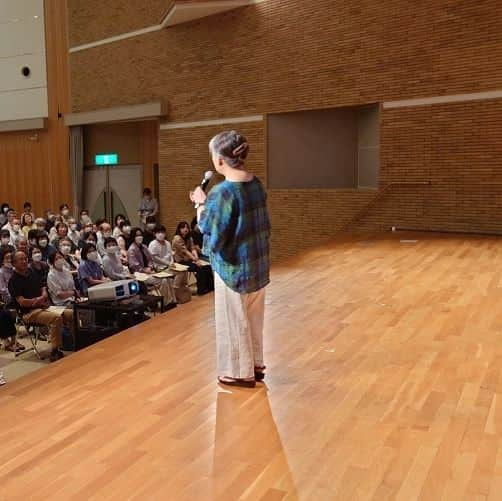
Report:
214,272,266,379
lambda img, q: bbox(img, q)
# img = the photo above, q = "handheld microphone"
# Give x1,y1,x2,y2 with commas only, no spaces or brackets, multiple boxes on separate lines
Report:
195,170,213,208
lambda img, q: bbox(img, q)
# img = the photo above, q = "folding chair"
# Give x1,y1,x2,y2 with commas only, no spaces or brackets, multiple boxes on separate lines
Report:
12,306,47,360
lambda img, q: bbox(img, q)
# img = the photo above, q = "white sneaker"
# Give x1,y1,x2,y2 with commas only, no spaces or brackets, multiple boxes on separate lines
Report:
0,372,6,386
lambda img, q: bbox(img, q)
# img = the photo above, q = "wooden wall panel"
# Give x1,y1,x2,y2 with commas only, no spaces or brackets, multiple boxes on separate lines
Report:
0,0,71,215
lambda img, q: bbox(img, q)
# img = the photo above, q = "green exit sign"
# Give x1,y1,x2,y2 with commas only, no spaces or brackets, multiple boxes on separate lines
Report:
95,153,118,165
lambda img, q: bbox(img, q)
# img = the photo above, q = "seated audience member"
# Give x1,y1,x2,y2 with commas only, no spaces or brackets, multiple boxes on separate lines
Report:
138,187,158,226
15,236,29,255
97,221,112,257
67,217,80,246
172,221,213,295
51,222,77,252
78,243,109,296
58,237,79,271
29,246,49,287
2,209,16,232
34,217,47,233
8,251,64,361
9,217,24,246
0,247,14,305
47,252,76,337
0,203,9,226
127,230,175,305
0,230,15,254
148,225,173,269
36,232,56,262
21,213,36,236
143,216,157,247
59,203,71,222
102,237,133,280
79,209,92,230
127,228,154,273
112,214,126,238
27,229,39,248
116,234,129,266
172,221,199,268
45,211,58,233
22,201,35,220
0,247,25,352
79,230,97,250
118,220,132,248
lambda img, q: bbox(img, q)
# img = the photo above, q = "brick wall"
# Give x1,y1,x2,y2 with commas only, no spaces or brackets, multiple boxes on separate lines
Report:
69,0,502,259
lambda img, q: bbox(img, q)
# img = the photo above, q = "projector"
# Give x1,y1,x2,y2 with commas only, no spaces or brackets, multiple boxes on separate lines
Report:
87,279,140,302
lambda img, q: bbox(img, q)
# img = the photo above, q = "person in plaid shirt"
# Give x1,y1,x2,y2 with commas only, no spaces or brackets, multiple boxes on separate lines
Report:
191,130,271,388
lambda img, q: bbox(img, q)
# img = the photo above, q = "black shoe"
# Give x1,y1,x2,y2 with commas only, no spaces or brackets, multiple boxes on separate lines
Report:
49,349,64,362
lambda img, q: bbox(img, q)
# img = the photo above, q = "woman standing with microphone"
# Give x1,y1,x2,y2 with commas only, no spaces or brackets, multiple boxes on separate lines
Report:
190,131,271,388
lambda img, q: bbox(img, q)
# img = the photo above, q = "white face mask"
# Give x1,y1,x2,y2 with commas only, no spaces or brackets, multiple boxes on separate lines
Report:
13,224,20,232
81,215,90,223
54,260,65,271
87,251,99,262
155,233,166,241
4,262,13,269
106,246,119,254
86,240,95,245
32,253,42,262
122,226,131,234
2,207,9,214
60,245,71,255
135,236,143,245
61,209,69,216
70,224,77,231
39,239,48,248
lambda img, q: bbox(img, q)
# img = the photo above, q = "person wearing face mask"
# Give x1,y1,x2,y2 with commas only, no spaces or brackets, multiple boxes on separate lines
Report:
9,218,24,246
36,232,56,262
27,229,39,250
112,214,126,238
143,216,157,247
78,210,91,230
118,220,133,249
148,225,173,269
78,243,109,296
52,222,77,253
0,230,15,254
67,218,80,246
34,217,47,233
15,237,29,255
0,248,25,352
128,230,176,306
29,246,49,287
9,251,64,362
102,237,134,281
78,230,97,250
97,222,112,257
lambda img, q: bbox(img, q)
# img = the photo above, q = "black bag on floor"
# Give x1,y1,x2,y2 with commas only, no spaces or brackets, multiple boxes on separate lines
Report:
0,309,16,338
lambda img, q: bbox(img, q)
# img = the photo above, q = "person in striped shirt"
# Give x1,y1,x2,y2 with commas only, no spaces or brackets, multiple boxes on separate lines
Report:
191,130,271,388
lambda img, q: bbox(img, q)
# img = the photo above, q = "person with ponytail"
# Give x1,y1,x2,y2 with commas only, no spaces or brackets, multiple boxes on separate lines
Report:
190,130,271,388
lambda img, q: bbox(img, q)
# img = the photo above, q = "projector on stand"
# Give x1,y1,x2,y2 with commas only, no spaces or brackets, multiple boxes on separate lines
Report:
87,279,140,302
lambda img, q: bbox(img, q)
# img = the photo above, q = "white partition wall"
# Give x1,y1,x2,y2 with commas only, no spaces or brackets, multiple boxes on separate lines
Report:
0,0,47,121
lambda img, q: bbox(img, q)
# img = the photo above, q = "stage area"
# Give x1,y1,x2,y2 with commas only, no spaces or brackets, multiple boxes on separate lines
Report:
1,232,501,500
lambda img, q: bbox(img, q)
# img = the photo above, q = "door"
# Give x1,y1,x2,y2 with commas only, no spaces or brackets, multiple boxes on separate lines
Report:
83,164,142,225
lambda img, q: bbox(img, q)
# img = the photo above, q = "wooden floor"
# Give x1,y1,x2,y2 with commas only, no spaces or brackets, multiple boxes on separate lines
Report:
2,231,502,500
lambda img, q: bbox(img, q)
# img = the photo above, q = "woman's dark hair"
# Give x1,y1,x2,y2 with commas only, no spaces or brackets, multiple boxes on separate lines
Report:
119,219,131,230
21,213,33,227
59,203,69,211
27,229,39,241
81,243,97,260
104,237,118,247
131,227,143,238
48,251,64,266
175,221,190,241
56,222,68,232
23,201,31,209
143,188,152,195
0,246,12,264
0,229,10,239
155,224,166,233
83,231,97,242
36,232,49,243
209,130,249,168
145,215,156,225
80,209,89,216
114,213,125,226
0,203,9,213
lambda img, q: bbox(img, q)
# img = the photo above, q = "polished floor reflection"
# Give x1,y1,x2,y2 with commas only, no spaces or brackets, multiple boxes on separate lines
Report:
1,232,502,499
